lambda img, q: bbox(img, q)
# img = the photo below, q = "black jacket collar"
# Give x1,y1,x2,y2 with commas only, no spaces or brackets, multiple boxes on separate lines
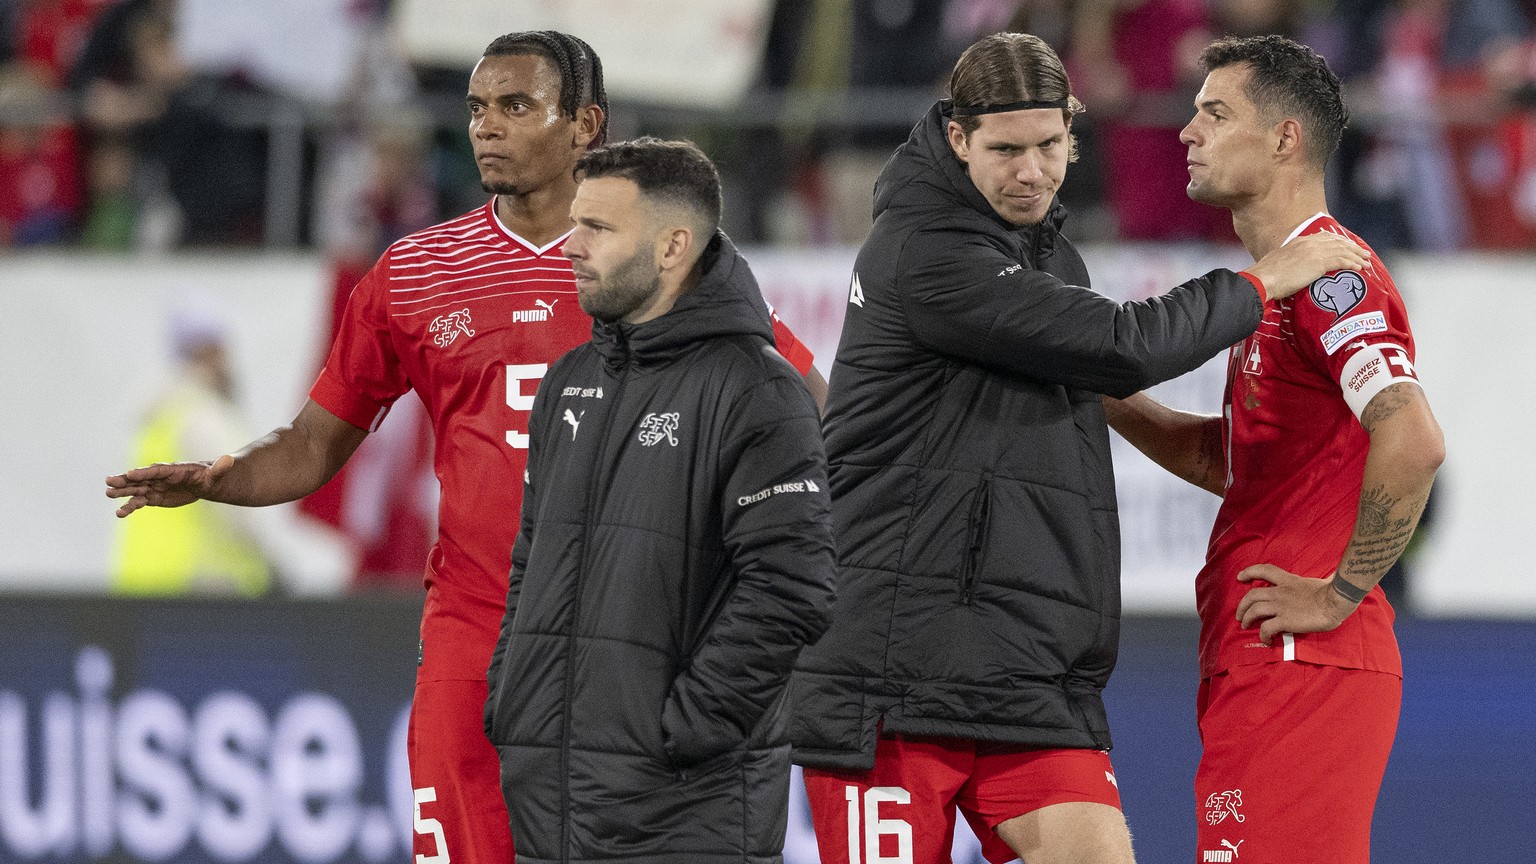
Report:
591,232,773,372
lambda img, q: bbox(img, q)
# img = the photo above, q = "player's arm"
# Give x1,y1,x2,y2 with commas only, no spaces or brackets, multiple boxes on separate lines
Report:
767,310,827,412
1236,381,1443,642
899,229,1366,397
1103,392,1226,496
800,364,828,414
660,375,836,767
105,399,368,517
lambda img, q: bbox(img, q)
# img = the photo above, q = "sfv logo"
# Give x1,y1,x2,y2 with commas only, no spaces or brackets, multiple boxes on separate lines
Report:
513,298,558,323
429,309,475,347
637,412,680,447
1204,789,1245,825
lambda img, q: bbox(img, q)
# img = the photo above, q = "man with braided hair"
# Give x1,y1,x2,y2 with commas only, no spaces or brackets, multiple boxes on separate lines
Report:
106,31,822,863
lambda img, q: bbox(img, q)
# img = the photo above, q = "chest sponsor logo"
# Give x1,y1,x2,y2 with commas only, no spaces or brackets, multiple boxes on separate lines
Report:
1203,839,1244,862
428,309,475,347
738,478,821,507
561,385,605,399
1320,311,1388,356
1309,270,1366,319
848,273,865,308
563,409,584,441
512,298,559,324
998,263,1023,277
637,412,681,447
1204,789,1246,825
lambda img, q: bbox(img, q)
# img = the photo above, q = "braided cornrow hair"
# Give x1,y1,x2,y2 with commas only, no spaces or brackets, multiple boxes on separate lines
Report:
483,31,610,145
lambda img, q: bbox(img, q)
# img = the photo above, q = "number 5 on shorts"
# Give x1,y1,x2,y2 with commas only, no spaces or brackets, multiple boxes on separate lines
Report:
845,785,913,864
413,787,449,864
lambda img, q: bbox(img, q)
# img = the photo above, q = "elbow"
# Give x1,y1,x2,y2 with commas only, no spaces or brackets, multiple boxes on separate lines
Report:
1421,428,1446,477
1091,361,1152,400
1409,413,1447,478
1378,420,1446,480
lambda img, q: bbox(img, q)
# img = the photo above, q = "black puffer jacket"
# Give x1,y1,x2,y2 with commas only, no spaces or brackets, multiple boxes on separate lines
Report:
484,234,836,864
789,102,1263,770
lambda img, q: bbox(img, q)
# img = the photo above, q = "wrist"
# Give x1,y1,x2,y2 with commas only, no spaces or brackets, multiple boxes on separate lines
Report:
1329,572,1369,606
1236,269,1268,302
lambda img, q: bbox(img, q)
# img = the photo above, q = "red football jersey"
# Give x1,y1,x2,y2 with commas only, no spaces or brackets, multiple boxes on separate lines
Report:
311,200,813,680
1198,213,1417,680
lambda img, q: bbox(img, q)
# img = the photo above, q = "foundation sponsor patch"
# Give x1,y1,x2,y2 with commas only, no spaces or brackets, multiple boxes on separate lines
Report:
1320,311,1388,356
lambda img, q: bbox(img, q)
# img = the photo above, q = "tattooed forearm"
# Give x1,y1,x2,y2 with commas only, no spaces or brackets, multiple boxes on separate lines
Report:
1361,382,1417,432
1356,485,1395,535
1340,531,1417,583
1335,378,1441,597
1337,489,1432,588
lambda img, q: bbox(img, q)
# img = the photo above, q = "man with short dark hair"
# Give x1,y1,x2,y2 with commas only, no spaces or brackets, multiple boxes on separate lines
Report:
105,33,821,864
483,137,836,863
1106,35,1443,863
788,31,1369,864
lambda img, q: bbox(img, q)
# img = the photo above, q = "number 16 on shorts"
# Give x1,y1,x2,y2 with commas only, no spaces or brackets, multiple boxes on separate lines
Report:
846,785,914,864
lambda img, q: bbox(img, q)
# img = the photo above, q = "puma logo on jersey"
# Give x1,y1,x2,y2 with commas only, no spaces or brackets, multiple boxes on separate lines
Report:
429,309,475,347
563,409,584,440
1202,839,1244,862
513,298,559,323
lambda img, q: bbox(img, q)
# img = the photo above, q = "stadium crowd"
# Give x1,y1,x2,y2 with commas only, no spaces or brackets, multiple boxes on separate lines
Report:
1,0,1534,253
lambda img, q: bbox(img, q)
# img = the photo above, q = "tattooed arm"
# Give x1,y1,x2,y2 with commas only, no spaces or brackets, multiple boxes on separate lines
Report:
1236,382,1445,643
1103,393,1227,497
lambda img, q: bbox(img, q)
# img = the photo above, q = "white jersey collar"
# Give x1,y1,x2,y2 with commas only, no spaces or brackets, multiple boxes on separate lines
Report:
1279,211,1331,247
489,198,573,256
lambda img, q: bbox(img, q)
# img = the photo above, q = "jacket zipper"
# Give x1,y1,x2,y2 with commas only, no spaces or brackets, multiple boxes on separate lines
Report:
560,352,630,856
960,476,992,604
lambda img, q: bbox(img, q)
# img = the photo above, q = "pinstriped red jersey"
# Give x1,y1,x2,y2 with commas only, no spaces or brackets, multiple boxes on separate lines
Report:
1197,213,1413,680
311,200,814,681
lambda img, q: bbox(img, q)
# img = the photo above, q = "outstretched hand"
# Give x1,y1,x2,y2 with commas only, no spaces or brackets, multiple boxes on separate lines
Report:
1243,232,1370,302
105,454,235,517
1234,564,1359,644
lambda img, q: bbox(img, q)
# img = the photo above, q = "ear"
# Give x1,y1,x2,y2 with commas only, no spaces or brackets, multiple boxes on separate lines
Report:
655,224,694,273
573,104,604,149
1274,117,1304,162
947,120,971,163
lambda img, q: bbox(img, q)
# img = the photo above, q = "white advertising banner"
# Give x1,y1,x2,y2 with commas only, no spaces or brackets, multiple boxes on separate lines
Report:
392,0,775,109
178,0,364,104
0,248,1528,616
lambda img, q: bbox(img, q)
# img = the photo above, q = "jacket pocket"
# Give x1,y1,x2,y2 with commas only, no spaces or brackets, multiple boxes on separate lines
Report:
959,475,992,604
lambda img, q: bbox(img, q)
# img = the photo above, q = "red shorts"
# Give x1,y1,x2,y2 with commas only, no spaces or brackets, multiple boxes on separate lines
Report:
408,677,514,863
803,733,1122,864
1195,662,1401,864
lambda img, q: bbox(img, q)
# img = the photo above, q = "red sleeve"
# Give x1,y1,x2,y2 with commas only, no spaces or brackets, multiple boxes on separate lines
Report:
768,309,816,376
1235,270,1267,302
308,259,409,431
1292,261,1414,381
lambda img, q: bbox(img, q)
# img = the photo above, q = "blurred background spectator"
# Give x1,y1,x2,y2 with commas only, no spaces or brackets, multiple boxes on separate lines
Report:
2,0,1534,252
110,293,354,597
